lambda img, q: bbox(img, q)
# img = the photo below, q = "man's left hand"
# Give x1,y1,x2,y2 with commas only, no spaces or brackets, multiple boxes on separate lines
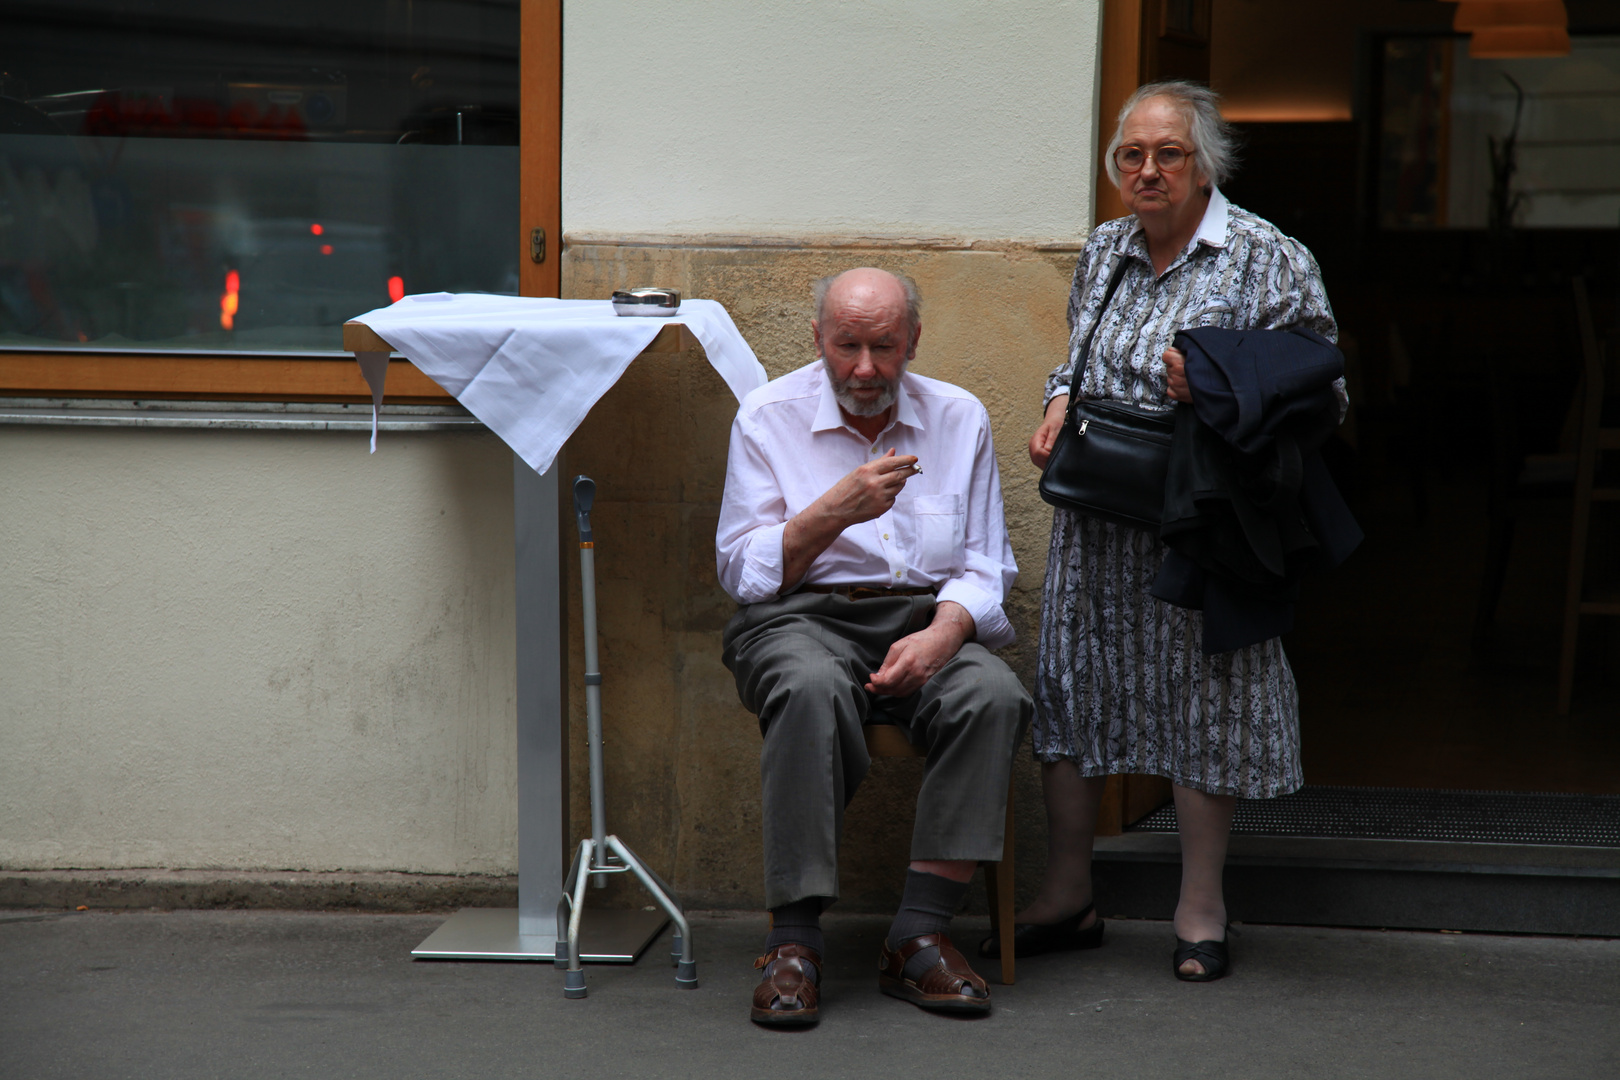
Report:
865,601,975,698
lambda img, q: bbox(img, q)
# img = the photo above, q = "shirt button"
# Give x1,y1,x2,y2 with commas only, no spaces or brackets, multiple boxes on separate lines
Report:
883,532,889,539
895,571,902,579
870,446,878,454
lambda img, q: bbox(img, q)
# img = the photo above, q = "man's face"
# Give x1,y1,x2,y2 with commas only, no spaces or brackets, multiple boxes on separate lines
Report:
814,281,919,419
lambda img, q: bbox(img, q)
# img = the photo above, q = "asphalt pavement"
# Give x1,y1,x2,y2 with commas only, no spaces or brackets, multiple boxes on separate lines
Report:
2,908,1616,1079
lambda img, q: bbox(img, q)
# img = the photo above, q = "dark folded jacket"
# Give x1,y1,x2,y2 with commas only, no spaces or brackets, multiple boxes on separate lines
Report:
1150,326,1363,654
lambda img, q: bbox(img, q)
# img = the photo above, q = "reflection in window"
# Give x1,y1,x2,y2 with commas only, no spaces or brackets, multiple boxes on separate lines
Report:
1449,36,1620,228
1378,34,1620,229
0,1,519,353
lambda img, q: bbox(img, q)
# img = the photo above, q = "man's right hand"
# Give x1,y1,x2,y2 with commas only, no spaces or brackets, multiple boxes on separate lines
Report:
822,449,919,525
780,450,918,591
1029,395,1068,469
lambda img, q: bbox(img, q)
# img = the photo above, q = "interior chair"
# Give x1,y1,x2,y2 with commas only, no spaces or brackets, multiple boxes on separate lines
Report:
863,718,1017,985
1557,277,1620,714
1473,348,1580,652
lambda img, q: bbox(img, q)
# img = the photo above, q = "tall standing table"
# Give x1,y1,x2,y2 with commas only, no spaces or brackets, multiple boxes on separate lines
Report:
342,313,734,962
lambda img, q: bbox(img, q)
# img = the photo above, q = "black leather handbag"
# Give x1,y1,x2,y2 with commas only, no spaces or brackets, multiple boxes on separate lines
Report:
1038,259,1175,531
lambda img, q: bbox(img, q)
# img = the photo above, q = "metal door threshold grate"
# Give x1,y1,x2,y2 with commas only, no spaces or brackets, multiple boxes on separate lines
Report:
1128,785,1620,847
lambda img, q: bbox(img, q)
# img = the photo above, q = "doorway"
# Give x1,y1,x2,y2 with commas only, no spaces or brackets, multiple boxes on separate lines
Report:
1095,0,1620,817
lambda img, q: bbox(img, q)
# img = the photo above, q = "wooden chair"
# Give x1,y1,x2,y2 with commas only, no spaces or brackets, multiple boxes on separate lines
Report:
1557,277,1620,713
863,720,1017,984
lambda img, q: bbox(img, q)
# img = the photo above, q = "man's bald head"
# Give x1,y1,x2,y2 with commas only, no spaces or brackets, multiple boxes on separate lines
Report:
812,268,922,336
811,268,923,422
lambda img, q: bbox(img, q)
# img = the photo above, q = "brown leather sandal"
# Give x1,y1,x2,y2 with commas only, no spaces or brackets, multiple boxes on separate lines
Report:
878,932,991,1014
751,944,821,1026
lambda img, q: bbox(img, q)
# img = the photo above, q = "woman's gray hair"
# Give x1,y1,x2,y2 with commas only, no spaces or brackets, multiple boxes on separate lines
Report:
1104,80,1238,191
813,269,922,332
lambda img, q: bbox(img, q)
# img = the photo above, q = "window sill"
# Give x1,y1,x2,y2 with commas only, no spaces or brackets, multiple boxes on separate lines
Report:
0,350,452,404
0,397,480,432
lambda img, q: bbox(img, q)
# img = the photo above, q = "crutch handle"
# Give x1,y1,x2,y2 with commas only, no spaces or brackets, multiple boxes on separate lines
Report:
572,475,596,541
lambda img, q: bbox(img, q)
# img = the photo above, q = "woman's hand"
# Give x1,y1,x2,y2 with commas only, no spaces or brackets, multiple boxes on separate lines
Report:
1029,395,1069,469
1163,347,1192,403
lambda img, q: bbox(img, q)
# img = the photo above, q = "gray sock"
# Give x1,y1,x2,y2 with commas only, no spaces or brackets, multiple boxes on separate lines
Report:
887,870,970,980
765,896,825,966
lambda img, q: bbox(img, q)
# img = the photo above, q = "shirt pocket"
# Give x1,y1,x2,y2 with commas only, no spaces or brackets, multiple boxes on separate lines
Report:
909,493,966,579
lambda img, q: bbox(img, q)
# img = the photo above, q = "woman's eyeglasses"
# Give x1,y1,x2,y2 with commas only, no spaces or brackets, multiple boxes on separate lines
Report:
1113,144,1194,173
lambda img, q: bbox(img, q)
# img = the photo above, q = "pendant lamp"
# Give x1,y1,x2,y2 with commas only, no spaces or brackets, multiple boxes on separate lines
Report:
1452,0,1571,58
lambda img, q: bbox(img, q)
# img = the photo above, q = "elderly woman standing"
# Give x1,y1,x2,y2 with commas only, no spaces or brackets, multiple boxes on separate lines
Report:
992,81,1342,980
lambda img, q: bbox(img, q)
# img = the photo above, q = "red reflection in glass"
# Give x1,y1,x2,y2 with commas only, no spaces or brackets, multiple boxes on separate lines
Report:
310,223,324,236
319,244,333,256
82,89,310,140
387,276,405,303
221,269,240,331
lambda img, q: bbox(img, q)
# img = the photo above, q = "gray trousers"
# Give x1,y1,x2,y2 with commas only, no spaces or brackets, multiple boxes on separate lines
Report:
722,591,1032,909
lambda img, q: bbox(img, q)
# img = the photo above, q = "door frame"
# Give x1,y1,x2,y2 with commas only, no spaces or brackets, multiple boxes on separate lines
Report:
521,0,562,301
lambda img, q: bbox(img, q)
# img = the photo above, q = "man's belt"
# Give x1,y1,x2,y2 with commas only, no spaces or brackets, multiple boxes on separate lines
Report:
798,584,938,601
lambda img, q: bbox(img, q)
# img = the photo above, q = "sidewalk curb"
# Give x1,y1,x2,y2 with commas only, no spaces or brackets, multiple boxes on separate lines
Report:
0,869,518,912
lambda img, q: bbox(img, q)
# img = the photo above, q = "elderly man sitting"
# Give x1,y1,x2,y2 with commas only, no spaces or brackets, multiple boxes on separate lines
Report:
716,267,1031,1026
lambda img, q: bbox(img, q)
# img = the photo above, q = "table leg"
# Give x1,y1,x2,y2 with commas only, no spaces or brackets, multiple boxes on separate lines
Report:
411,455,665,962
515,454,569,952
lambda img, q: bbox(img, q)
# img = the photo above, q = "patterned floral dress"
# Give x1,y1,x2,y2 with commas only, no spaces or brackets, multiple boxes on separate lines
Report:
1034,190,1343,799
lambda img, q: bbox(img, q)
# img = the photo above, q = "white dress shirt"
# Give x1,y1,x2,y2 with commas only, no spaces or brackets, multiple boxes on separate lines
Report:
716,361,1018,650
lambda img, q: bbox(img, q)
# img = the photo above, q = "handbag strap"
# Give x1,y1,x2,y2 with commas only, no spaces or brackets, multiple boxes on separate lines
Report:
1066,255,1133,406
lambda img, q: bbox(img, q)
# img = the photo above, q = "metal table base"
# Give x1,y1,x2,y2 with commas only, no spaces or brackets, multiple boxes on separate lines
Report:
410,458,588,964
344,317,702,973
412,907,670,962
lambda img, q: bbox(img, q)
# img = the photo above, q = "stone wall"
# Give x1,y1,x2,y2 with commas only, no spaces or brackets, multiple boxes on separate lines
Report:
559,238,1079,909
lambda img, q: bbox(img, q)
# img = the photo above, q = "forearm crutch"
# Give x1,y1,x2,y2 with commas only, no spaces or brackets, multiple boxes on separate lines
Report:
558,475,697,999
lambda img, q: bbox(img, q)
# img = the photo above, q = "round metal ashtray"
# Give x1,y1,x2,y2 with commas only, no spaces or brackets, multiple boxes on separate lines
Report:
611,288,681,316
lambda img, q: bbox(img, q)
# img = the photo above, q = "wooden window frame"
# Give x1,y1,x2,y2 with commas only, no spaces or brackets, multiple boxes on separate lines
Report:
1096,0,1143,225
0,0,561,406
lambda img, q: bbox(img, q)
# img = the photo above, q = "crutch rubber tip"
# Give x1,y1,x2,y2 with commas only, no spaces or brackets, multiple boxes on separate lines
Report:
564,969,588,999
553,945,569,969
676,961,698,988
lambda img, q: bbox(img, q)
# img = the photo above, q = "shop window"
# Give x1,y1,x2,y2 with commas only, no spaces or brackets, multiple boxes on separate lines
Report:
0,1,519,355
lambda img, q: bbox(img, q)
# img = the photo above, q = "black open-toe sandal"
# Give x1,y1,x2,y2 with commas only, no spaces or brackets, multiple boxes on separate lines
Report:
1173,936,1230,982
979,902,1104,959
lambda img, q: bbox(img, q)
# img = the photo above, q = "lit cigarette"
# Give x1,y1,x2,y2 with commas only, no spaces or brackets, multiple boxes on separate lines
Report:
911,463,924,475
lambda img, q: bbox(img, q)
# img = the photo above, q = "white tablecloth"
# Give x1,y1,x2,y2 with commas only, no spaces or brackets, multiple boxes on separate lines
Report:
351,293,768,474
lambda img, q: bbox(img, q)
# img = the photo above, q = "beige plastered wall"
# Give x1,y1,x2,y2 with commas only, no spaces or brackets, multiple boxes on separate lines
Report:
559,0,1103,910
0,426,521,874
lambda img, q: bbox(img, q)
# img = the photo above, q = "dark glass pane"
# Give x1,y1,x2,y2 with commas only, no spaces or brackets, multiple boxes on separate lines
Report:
0,0,520,352
1376,34,1620,229
1378,36,1450,229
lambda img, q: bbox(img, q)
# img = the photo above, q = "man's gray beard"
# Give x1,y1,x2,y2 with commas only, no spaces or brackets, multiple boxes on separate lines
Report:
823,356,905,417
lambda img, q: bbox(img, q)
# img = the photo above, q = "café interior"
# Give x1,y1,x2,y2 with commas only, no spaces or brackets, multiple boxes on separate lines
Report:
1189,0,1620,807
